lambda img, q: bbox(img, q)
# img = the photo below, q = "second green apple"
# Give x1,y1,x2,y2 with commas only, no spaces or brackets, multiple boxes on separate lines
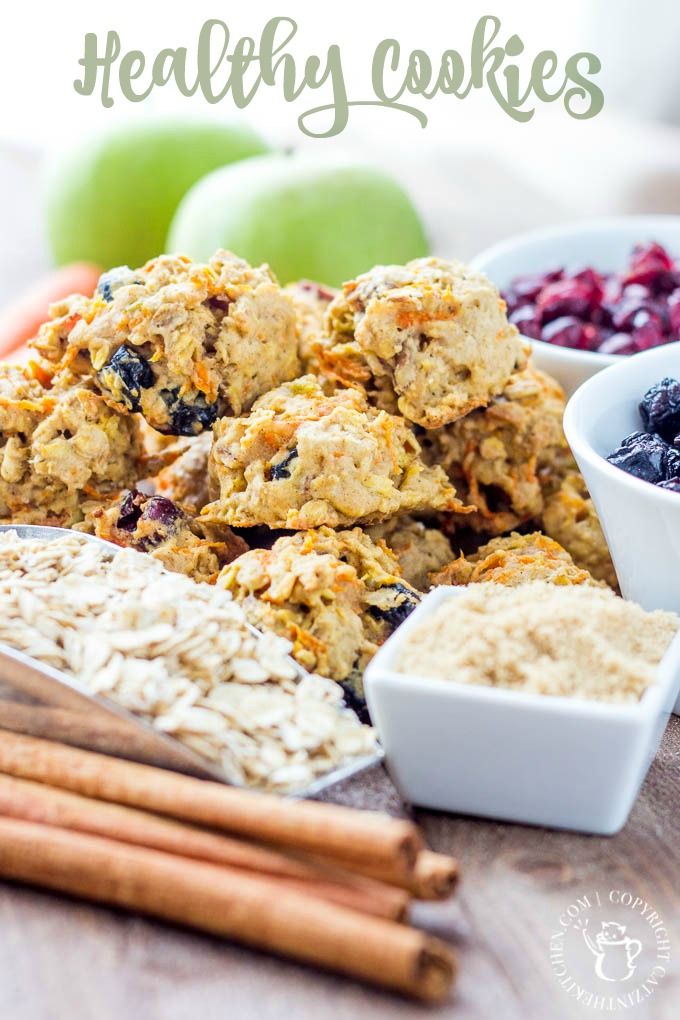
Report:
168,154,429,287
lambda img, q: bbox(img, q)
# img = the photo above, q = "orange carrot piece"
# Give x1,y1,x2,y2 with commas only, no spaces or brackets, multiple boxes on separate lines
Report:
0,262,102,358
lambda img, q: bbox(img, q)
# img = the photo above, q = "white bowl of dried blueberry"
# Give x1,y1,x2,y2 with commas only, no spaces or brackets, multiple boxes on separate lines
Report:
564,344,680,653
471,216,680,397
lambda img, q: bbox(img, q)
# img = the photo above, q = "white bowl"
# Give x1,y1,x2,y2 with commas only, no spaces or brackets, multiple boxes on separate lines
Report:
364,586,680,834
471,215,680,396
564,343,680,700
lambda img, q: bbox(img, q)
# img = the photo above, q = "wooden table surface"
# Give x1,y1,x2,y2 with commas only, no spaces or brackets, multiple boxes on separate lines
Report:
0,711,678,1020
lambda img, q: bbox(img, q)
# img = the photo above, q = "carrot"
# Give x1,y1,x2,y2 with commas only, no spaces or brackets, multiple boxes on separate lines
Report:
0,262,102,358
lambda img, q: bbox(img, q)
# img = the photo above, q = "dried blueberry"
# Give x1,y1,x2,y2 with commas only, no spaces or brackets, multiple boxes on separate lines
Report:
96,267,141,302
368,583,420,630
269,448,299,480
607,431,680,484
97,345,155,413
158,389,219,436
339,675,370,725
658,477,680,493
639,378,680,442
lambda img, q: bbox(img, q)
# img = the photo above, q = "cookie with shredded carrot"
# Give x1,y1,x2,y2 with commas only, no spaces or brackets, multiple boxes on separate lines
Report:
218,527,420,690
367,516,454,591
320,257,528,428
0,366,141,526
202,375,467,530
78,489,247,584
431,531,600,588
153,431,213,514
284,279,339,376
540,469,618,588
419,366,568,536
32,251,300,436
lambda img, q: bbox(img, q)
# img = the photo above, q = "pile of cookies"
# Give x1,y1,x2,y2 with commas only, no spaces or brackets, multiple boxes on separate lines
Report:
2,249,616,710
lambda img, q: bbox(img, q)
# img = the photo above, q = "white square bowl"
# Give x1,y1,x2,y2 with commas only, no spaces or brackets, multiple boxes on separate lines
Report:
364,586,680,835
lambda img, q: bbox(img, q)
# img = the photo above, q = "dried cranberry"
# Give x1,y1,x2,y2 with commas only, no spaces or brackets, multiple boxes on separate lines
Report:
504,269,563,311
602,275,624,304
116,490,146,531
610,292,665,332
535,278,600,324
573,267,606,297
629,310,666,351
140,496,184,528
297,280,337,304
509,305,542,339
639,378,680,441
597,332,638,356
667,290,680,337
541,316,600,350
506,243,680,356
623,242,675,292
607,431,680,483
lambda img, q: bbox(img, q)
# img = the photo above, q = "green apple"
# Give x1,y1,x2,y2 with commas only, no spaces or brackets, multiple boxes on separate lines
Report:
167,154,429,287
45,118,270,269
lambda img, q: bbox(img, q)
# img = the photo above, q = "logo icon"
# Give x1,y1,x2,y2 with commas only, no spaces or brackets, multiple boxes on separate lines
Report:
549,889,671,1011
579,920,642,983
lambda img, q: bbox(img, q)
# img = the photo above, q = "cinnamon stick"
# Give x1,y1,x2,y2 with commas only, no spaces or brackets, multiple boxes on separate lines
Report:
412,850,461,900
307,848,460,900
0,773,408,920
0,731,422,875
0,701,163,759
0,817,456,1002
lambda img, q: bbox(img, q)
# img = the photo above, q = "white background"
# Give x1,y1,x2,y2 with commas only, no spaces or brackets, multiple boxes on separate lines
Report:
0,0,600,146
2,0,680,299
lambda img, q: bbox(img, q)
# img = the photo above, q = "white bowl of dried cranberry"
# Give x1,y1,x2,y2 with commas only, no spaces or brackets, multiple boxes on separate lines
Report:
471,216,680,397
564,342,680,713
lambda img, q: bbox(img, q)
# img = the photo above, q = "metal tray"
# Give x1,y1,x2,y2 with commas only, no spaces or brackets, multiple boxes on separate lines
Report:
0,525,383,796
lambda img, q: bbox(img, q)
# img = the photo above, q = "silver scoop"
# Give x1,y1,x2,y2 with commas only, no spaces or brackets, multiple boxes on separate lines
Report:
0,524,381,795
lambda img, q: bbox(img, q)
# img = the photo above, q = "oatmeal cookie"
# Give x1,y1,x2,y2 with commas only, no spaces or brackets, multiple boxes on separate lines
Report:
285,280,338,376
367,516,454,591
202,375,467,529
32,251,300,435
218,527,420,686
432,532,600,588
320,257,528,428
0,366,141,526
154,432,212,514
540,470,617,588
420,367,568,535
79,490,247,584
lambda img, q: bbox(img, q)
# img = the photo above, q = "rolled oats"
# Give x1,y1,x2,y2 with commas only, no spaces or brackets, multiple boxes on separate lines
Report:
0,531,376,792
